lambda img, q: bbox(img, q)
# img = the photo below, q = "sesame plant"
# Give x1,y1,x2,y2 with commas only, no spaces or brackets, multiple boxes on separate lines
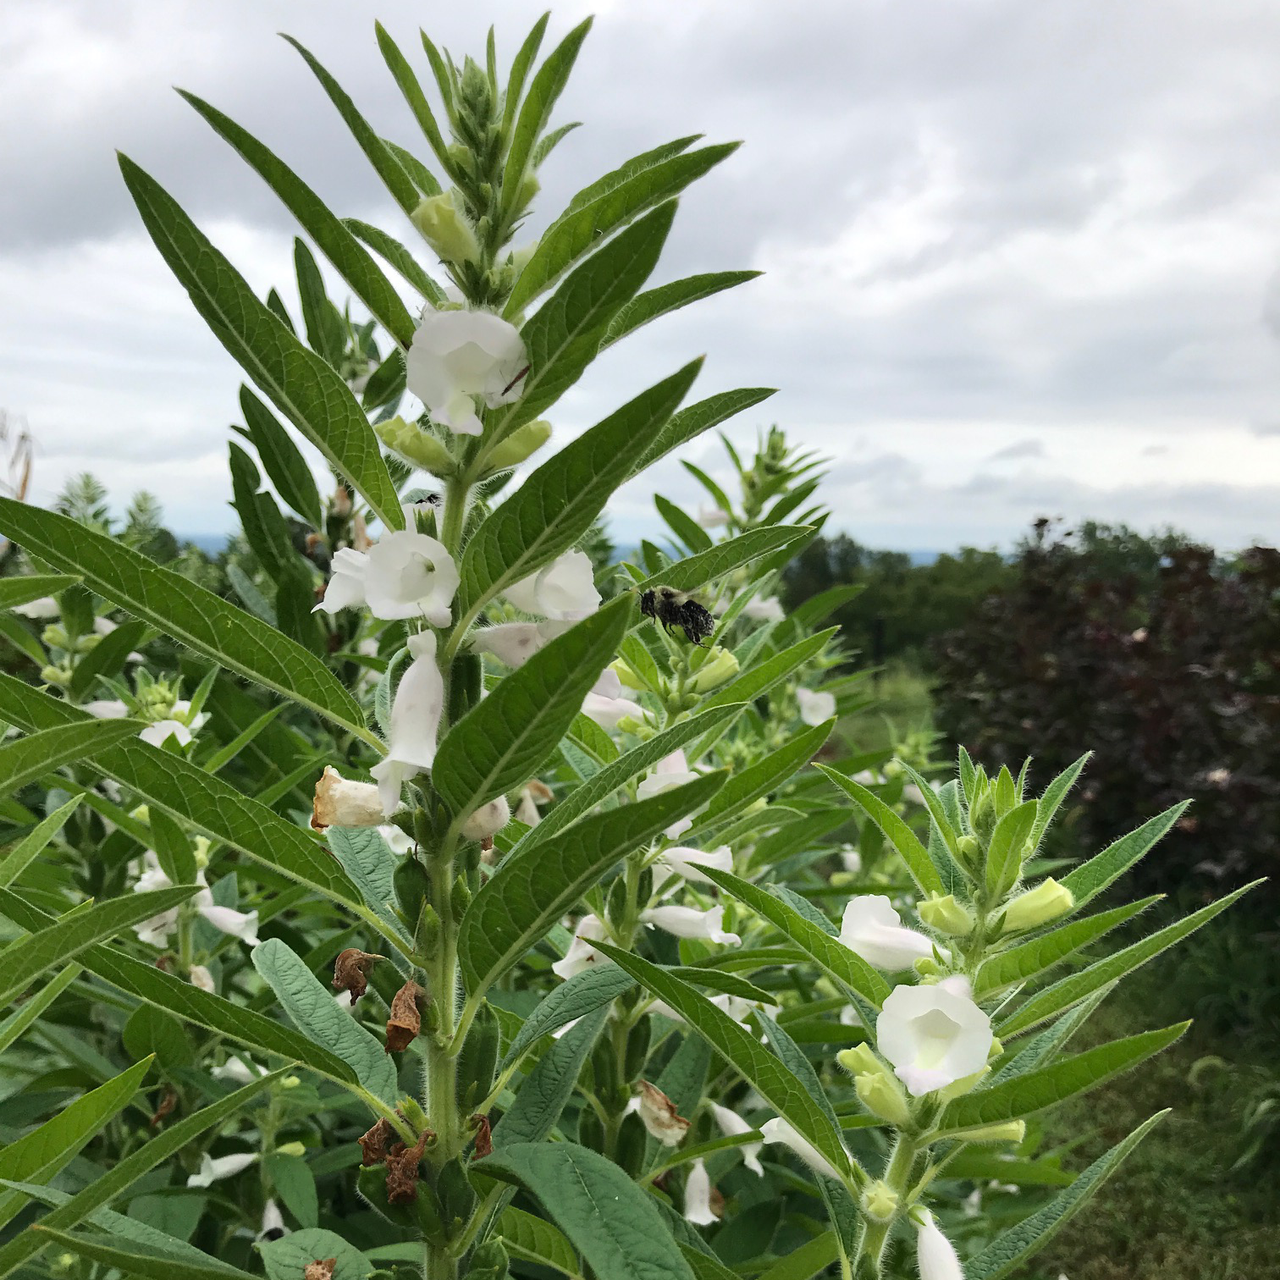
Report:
0,14,1257,1280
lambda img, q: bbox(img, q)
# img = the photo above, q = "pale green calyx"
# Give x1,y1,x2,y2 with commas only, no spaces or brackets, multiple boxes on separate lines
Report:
917,893,976,937
957,1119,1026,1144
855,1069,913,1127
688,646,740,694
375,416,457,476
410,191,481,266
861,1180,900,1223
1001,877,1074,933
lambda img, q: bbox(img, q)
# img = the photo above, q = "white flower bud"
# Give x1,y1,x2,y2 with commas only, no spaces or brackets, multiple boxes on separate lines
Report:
914,1209,964,1280
461,796,510,840
839,896,936,971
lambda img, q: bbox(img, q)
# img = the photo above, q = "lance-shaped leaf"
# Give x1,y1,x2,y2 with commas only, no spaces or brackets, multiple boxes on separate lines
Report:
0,676,367,912
507,142,740,314
0,1071,278,1279
435,597,634,818
458,362,699,622
459,772,724,995
237,388,323,528
697,867,889,1007
0,796,80,890
1028,751,1091,851
179,92,416,349
118,156,402,531
29,1230,257,1280
631,526,812,595
0,964,79,1055
0,576,79,611
817,765,945,897
1060,801,1191,909
985,799,1038,898
997,881,1259,1038
0,1058,152,1231
635,388,776,475
499,963,636,1072
373,23,453,177
966,1111,1168,1280
591,943,858,1184
513,703,741,858
0,501,376,744
478,1142,697,1280
938,1023,1188,1134
601,271,761,351
497,1207,581,1279
0,720,140,796
345,219,444,304
0,886,199,1008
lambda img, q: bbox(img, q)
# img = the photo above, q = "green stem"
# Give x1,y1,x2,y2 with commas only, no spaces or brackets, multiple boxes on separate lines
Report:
857,1134,920,1278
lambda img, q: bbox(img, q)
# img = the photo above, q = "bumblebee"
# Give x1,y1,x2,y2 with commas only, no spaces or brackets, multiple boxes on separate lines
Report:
639,586,715,645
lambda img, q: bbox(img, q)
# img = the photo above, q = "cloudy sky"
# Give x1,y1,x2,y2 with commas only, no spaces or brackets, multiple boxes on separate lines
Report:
4,0,1280,552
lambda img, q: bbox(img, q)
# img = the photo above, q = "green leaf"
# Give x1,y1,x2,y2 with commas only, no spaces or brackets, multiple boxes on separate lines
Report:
497,1206,582,1279
499,963,636,1072
939,1023,1188,1134
494,1007,608,1147
975,897,1159,996
238,388,323,528
263,1152,318,1229
816,765,945,896
0,795,80,890
500,20,592,226
655,494,712,553
0,963,79,1054
69,618,150,698
252,938,398,1106
966,1111,1168,1280
990,985,1115,1084
680,1246,739,1280
435,597,634,817
478,1142,697,1280
997,881,1259,1038
0,886,198,1008
591,943,857,1183
344,219,444,304
459,363,699,623
0,576,79,611
261,1229,375,1280
507,143,739,314
283,36,421,216
704,719,831,823
0,720,140,796
635,388,776,476
118,156,402,531
491,203,677,438
602,272,760,351
700,629,836,717
1060,801,1191,909
0,677,368,912
985,799,1039,898
30,1229,258,1280
697,867,889,1008
755,1232,841,1280
0,1059,151,1230
180,92,416,349
632,526,811,594
787,584,864,631
324,826,407,942
514,704,741,858
0,1071,278,1279
1028,751,1091,851
460,773,724,995
374,23,453,177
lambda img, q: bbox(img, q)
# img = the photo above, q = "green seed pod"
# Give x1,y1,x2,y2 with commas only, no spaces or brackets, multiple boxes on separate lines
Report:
436,1157,477,1234
456,1000,499,1110
624,1019,651,1083
394,856,431,925
356,1167,419,1230
615,1111,649,1177
577,1107,605,1150
414,902,442,962
451,874,472,923
465,1239,509,1280
449,652,483,725
415,1180,447,1245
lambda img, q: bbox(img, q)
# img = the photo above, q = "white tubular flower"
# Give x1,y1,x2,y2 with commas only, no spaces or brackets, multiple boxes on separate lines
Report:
637,750,702,837
371,631,444,816
641,904,740,946
406,308,528,435
744,596,785,623
635,1081,690,1147
84,699,128,720
914,1209,965,1280
504,549,600,620
186,1152,259,1188
840,895,936,971
552,915,606,980
195,900,260,946
582,690,645,731
877,976,993,1097
378,823,415,855
313,547,369,614
363,531,459,625
796,688,836,726
259,1198,288,1241
188,965,215,993
760,1117,841,1180
211,1056,265,1085
709,1103,764,1176
471,620,566,669
658,844,733,886
684,1159,718,1225
13,596,60,619
461,796,510,840
312,766,384,830
696,506,730,529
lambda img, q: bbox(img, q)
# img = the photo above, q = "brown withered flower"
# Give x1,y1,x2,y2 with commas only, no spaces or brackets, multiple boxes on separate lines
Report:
304,1260,336,1280
471,1113,492,1159
332,949,380,1003
635,1080,691,1147
385,980,424,1053
385,1131,429,1204
149,1087,178,1128
358,1117,397,1166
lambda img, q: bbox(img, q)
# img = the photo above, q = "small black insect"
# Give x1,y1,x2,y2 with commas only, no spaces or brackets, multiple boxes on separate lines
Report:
640,585,715,646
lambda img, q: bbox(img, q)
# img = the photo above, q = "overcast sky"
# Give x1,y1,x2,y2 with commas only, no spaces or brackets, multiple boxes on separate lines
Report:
4,0,1280,551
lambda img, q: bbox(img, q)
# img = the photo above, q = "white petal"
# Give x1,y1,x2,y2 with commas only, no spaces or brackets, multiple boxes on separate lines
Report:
709,1103,764,1176
13,595,60,619
876,982,993,1097
915,1210,965,1280
197,904,260,946
362,532,459,624
683,1159,717,1225
139,720,192,748
582,691,645,731
186,1151,258,1188
760,1117,841,1180
796,688,836,726
641,904,740,945
552,914,606,980
839,895,936,971
313,548,369,615
373,631,445,814
743,597,785,622
660,845,733,886
83,699,129,720
405,309,528,429
188,964,216,992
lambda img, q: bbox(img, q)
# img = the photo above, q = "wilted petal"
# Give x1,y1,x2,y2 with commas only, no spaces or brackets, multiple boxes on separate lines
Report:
635,1080,690,1147
312,766,385,829
188,964,216,993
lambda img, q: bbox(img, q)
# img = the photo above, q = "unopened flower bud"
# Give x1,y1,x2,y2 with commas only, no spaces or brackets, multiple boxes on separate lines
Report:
312,766,384,831
41,625,69,649
958,1119,1025,1144
609,658,646,691
410,193,481,265
375,417,457,476
40,664,71,688
917,894,975,937
861,1180,899,1223
275,1142,307,1158
483,420,551,472
281,1075,301,1089
688,646,740,694
1001,878,1074,933
460,796,510,841
855,1070,913,1127
836,1043,882,1076
514,172,540,215
956,834,982,869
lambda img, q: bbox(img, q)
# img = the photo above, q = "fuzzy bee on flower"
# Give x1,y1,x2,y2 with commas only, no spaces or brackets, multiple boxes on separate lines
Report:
639,585,715,645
